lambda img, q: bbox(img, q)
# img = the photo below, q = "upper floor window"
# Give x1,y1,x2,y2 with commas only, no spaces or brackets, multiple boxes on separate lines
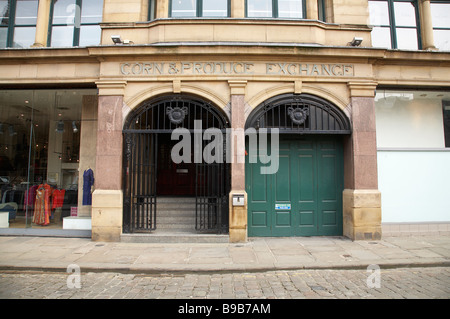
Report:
369,0,421,50
431,1,450,51
48,0,103,47
170,0,229,17
246,0,306,18
0,0,38,48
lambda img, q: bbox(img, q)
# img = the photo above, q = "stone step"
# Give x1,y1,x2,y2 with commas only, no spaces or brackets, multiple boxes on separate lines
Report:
157,197,196,203
121,232,229,243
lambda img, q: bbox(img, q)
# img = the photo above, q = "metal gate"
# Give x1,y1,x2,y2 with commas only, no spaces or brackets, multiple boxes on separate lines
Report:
122,94,230,234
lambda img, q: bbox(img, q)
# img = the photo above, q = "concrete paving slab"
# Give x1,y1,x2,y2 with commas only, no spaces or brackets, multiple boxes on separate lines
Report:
0,235,449,274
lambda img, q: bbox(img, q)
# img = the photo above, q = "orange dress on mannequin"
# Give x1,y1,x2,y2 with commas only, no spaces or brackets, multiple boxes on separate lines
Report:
32,184,53,226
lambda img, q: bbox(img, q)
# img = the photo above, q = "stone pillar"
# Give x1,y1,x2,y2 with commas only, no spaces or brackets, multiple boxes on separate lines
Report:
91,81,126,241
32,0,51,47
228,80,248,243
343,82,382,240
306,0,319,20
156,0,169,18
231,0,245,18
419,0,437,51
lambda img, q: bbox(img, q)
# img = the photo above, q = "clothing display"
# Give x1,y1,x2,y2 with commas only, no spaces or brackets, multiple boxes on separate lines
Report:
24,184,38,210
82,168,94,205
52,189,66,210
32,184,53,226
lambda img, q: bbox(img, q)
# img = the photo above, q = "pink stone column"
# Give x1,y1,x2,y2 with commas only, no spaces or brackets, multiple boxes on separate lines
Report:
95,95,123,190
228,81,248,242
91,94,124,242
346,96,378,190
343,84,382,240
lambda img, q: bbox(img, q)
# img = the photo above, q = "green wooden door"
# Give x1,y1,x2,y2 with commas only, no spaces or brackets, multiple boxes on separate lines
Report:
246,136,344,237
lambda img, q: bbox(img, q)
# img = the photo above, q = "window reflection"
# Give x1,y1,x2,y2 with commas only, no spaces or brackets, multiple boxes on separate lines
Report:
247,0,272,17
14,0,38,25
394,2,416,27
202,0,228,17
371,26,392,49
431,2,450,51
369,0,419,50
396,28,418,50
49,0,103,47
278,0,303,18
171,0,196,17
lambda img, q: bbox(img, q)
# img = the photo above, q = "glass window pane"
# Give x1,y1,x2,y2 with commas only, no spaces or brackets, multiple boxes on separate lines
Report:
247,0,272,17
202,0,228,17
278,0,303,18
171,0,196,17
50,25,74,46
12,26,35,48
0,0,9,25
396,28,418,50
15,0,38,25
371,26,392,48
434,29,450,51
0,27,7,47
368,0,390,26
52,0,77,25
394,2,416,27
79,25,101,46
81,0,103,24
431,3,450,28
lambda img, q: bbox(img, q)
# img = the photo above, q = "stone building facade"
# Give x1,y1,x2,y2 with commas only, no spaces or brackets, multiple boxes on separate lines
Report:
1,0,449,242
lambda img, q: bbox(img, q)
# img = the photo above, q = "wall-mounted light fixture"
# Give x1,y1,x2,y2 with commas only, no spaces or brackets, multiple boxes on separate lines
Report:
111,35,123,44
111,35,133,45
72,121,78,133
349,37,363,47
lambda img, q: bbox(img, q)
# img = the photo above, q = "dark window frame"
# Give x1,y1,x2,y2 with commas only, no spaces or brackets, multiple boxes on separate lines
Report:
0,0,38,48
245,0,307,19
169,0,231,18
369,0,422,50
47,0,103,47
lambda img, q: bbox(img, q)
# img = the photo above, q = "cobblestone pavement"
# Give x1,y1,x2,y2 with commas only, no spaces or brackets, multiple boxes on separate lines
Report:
0,267,449,299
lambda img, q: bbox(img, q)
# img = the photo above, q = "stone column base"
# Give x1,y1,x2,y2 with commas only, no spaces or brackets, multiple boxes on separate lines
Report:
91,189,123,242
343,189,382,240
229,191,248,243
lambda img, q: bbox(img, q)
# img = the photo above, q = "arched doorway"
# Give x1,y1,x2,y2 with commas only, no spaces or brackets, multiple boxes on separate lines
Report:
245,93,351,237
122,94,230,234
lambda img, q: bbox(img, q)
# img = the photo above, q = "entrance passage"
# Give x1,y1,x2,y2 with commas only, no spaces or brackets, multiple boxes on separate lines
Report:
157,134,195,196
122,94,230,234
246,135,344,237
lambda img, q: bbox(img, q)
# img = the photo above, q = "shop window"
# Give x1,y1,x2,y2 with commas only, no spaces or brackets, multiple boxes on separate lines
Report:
246,0,306,18
48,0,103,47
0,0,38,48
0,89,96,229
369,0,421,50
170,0,229,17
431,1,450,51
375,90,450,149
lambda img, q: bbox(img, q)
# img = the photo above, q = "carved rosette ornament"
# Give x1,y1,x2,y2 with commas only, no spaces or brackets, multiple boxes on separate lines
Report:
287,106,309,125
166,106,188,124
